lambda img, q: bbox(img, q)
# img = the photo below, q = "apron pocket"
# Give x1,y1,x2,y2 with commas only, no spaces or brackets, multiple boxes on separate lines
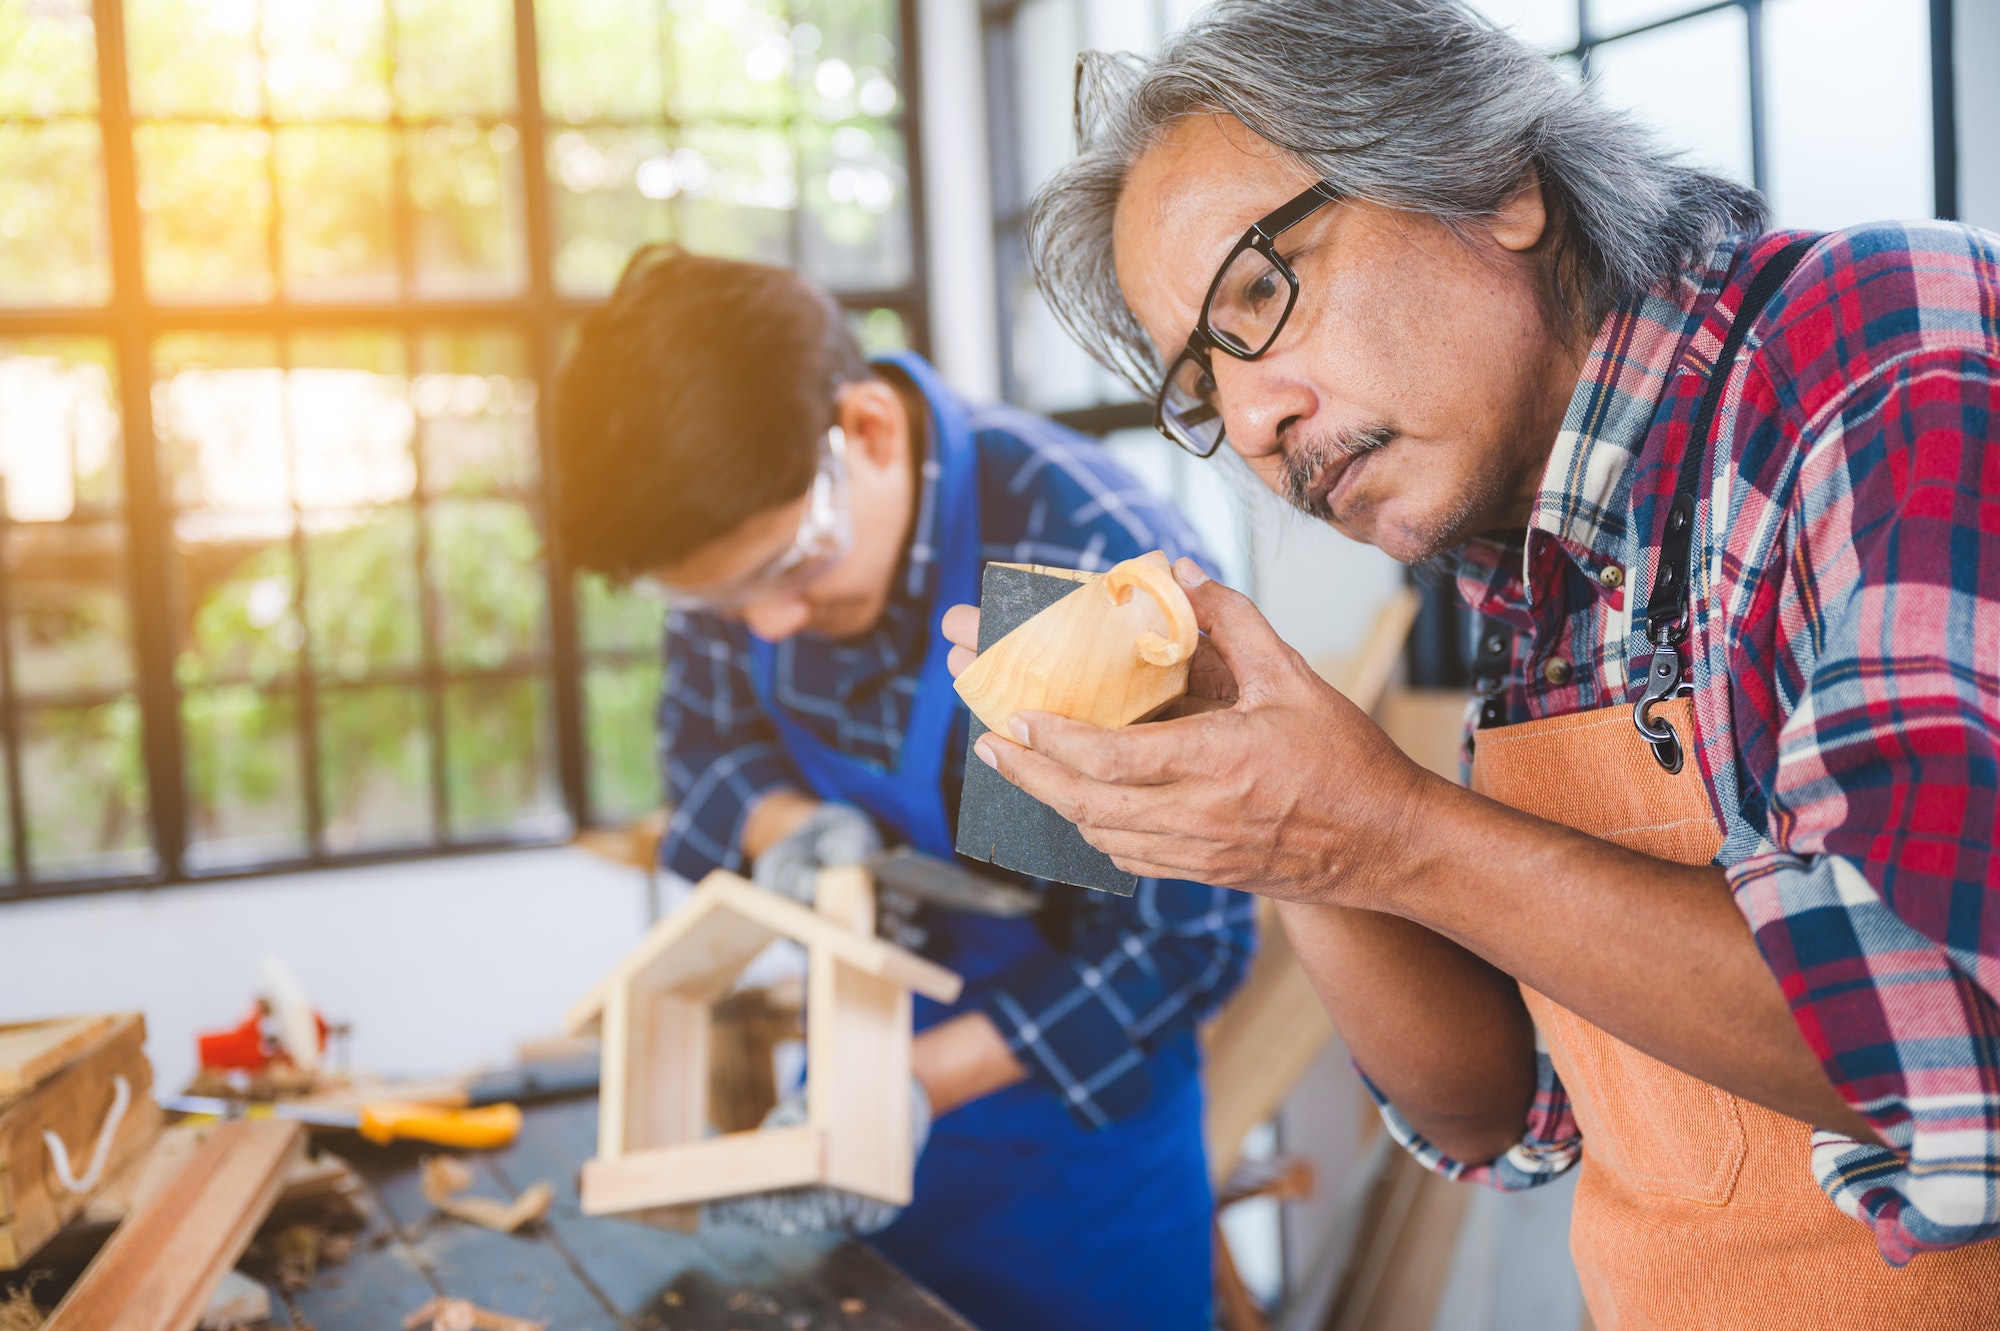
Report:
1539,999,1749,1206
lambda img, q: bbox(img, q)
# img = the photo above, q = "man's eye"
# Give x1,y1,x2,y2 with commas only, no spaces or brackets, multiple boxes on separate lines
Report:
1196,369,1218,402
1247,271,1280,306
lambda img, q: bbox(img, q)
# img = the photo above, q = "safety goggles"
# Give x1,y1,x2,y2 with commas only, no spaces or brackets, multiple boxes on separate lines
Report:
653,426,855,612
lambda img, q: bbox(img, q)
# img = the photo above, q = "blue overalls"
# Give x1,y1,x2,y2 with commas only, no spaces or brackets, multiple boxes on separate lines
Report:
748,351,1213,1331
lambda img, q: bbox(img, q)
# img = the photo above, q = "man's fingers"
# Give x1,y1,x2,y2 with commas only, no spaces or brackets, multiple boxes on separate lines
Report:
1010,710,1208,787
948,645,976,678
1172,558,1299,699
1184,637,1239,704
972,730,1106,824
941,603,980,651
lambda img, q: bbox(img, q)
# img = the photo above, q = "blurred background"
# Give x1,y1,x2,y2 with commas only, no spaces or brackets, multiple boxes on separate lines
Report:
0,0,1993,1324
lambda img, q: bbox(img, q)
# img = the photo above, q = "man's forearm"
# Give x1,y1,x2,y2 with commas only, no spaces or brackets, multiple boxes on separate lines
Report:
912,1012,1026,1116
1376,777,1877,1142
1276,899,1538,1162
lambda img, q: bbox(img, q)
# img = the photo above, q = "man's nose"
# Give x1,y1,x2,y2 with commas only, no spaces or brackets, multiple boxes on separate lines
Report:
1211,354,1316,464
740,596,813,642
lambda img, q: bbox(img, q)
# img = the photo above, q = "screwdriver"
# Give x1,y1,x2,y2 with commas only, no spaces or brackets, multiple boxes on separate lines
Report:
159,1094,523,1149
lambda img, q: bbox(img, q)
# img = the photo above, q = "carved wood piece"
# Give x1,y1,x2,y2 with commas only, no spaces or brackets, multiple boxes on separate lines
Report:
952,551,1197,737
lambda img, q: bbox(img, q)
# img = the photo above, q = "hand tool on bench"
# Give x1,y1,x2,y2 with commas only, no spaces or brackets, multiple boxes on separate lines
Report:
159,1094,522,1149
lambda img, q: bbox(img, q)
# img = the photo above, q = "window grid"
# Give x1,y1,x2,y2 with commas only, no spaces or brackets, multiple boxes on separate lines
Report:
0,0,930,898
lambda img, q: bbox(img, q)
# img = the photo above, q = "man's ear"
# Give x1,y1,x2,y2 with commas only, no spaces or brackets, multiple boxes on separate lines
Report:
834,378,907,469
1490,171,1548,253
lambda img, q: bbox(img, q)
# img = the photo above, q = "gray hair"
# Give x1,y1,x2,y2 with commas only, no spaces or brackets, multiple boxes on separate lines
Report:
1028,0,1769,395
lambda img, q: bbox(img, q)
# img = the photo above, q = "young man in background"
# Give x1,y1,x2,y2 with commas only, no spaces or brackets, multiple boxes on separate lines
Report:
552,246,1254,1331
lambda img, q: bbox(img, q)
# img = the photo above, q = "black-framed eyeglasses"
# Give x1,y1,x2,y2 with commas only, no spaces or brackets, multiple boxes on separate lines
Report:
1155,180,1340,458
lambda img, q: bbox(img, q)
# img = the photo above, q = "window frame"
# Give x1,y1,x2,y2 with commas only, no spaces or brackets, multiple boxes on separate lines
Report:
0,0,931,899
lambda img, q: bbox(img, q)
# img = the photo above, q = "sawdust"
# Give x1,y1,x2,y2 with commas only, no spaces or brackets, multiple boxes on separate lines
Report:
419,1157,552,1234
0,1274,47,1331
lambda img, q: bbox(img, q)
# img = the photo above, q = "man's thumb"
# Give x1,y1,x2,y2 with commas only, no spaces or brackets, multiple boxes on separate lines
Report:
1172,558,1290,684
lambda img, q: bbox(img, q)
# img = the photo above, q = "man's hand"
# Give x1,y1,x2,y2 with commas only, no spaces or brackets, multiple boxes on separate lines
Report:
704,1078,933,1236
750,801,882,904
946,558,1434,906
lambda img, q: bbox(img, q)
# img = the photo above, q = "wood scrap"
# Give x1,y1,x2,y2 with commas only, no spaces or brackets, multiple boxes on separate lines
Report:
42,1118,303,1331
196,1272,267,1331
418,1157,552,1234
0,1020,118,1100
1,1014,162,1270
0,1274,45,1331
401,1298,547,1331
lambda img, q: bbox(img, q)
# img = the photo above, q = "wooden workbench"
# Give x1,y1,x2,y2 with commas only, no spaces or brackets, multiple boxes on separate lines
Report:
280,1095,973,1330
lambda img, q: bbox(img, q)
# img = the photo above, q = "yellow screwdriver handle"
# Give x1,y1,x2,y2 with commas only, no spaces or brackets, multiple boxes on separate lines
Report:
356,1101,522,1149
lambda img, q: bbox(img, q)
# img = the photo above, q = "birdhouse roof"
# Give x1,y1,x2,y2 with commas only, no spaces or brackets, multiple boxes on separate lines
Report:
566,870,963,1034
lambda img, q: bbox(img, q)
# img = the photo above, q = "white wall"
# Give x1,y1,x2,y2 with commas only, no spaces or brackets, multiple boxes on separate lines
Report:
1959,0,2000,233
0,848,650,1095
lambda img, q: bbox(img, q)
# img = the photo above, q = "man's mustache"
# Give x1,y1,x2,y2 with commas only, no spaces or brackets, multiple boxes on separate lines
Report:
1283,425,1396,519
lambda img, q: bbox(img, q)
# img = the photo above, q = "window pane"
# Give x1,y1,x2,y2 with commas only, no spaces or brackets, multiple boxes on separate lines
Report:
182,684,305,869
276,124,397,301
1765,0,1932,229
1588,7,1752,187
799,121,910,290
444,675,563,837
22,700,151,878
1468,0,1578,53
674,124,794,265
153,333,287,513
577,571,663,654
289,330,415,508
1588,0,1712,39
850,306,907,355
11,523,133,698
0,338,121,516
793,0,898,124
666,0,793,121
429,498,546,668
535,0,667,123
393,0,516,118
408,121,527,297
1008,0,1083,208
263,0,392,122
0,0,98,116
126,0,263,118
173,512,298,687
135,122,274,302
320,683,432,850
585,660,662,822
0,122,110,306
416,329,537,497
549,126,674,296
304,507,421,678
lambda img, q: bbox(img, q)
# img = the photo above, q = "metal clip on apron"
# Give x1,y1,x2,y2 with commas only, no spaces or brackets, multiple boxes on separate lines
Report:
748,351,1212,1331
1470,237,2000,1328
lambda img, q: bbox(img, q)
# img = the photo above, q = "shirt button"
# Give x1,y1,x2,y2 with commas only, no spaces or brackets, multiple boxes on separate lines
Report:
1542,656,1574,686
1598,564,1624,589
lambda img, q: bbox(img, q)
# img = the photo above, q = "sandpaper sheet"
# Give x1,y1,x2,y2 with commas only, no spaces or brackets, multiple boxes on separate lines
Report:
954,564,1138,896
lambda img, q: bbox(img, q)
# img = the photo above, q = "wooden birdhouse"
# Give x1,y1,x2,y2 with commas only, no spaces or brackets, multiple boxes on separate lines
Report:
564,867,962,1220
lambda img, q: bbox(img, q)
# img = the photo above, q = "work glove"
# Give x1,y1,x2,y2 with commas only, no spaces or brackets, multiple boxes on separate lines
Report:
751,802,882,905
703,1078,932,1237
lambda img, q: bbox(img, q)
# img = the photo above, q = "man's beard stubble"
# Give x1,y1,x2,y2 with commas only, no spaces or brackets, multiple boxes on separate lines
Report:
1278,424,1502,566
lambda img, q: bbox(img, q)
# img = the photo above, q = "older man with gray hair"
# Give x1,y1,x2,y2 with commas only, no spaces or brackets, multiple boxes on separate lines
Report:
946,0,2000,1323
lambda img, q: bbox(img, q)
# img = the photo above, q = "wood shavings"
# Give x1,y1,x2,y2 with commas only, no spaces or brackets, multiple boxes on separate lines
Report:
0,1274,47,1331
419,1157,553,1234
401,1297,547,1331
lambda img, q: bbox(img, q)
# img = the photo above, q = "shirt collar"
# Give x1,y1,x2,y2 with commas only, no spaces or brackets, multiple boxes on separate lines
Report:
1456,235,1746,615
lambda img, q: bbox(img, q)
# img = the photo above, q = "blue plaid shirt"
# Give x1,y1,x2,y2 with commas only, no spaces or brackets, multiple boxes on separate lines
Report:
657,377,1256,1128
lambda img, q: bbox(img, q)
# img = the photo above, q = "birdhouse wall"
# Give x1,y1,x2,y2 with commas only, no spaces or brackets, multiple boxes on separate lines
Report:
810,950,915,1207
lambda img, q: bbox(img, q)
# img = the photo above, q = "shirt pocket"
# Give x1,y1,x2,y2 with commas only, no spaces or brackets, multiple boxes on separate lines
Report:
1541,1000,1749,1206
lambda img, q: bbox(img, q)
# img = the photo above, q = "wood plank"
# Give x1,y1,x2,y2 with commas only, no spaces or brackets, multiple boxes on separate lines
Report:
565,877,776,1035
628,989,708,1152
595,987,629,1162
2,1014,161,1270
0,1017,119,1099
579,1126,824,1216
707,879,961,1004
44,1119,302,1331
813,951,913,1206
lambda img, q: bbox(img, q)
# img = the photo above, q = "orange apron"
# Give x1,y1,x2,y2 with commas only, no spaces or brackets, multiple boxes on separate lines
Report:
1469,695,2000,1328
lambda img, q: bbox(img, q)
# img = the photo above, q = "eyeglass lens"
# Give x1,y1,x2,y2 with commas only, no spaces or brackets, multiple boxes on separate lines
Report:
1205,245,1294,357
1161,351,1226,458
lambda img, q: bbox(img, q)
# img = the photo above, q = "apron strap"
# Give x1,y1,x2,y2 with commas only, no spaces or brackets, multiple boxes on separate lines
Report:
1632,234,1819,772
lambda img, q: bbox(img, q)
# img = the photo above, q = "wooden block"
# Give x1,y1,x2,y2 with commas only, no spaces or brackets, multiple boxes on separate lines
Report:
1,1013,161,1270
815,957,914,1207
0,1017,119,1099
43,1118,303,1331
578,1125,825,1215
625,989,709,1154
953,551,1195,736
956,563,1138,894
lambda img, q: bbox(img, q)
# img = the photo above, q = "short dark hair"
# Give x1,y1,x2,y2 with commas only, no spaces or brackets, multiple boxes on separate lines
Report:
552,246,873,578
